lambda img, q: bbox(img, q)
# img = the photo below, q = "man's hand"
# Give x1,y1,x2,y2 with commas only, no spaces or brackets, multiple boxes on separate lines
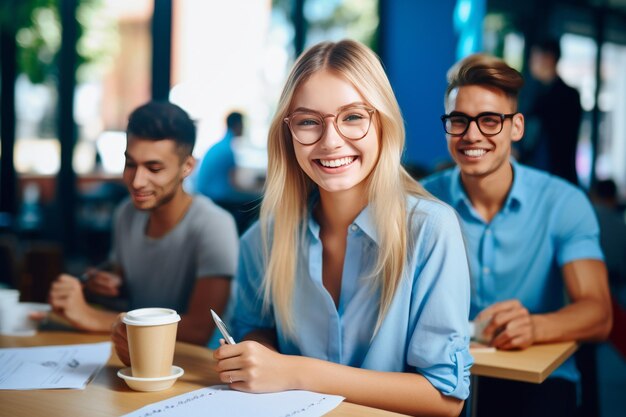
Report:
84,269,122,297
48,274,94,330
48,274,118,332
111,313,131,366
477,299,535,350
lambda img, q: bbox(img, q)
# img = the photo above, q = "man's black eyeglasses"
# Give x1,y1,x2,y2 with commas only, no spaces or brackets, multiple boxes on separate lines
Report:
440,112,518,137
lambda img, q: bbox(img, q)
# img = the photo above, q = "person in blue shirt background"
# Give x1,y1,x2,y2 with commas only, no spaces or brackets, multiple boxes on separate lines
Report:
422,53,612,417
195,111,260,234
213,39,472,416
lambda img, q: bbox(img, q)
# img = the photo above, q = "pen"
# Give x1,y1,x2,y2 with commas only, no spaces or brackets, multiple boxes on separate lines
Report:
210,309,236,344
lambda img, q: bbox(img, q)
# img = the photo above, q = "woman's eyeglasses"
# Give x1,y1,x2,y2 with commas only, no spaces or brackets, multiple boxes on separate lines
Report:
284,106,375,145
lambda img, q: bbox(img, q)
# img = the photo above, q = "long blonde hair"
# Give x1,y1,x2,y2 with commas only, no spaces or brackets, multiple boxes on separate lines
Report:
261,40,429,337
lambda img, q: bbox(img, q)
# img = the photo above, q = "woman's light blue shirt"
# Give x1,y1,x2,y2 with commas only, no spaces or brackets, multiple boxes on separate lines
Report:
232,195,473,400
422,160,604,383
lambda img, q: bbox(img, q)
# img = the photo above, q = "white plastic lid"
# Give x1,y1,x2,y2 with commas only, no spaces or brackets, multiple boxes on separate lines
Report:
122,308,181,326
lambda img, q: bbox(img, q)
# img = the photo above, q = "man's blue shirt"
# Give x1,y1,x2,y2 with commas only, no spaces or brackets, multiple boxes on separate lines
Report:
232,195,473,399
422,160,603,383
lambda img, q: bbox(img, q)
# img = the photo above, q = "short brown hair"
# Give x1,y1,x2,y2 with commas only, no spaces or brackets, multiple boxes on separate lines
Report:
445,53,524,107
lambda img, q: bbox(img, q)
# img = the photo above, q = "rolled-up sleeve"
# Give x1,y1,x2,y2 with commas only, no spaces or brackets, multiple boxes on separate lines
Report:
231,222,275,341
406,203,473,399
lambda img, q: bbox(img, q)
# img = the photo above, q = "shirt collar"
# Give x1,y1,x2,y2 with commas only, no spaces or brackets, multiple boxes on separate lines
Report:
223,130,234,141
306,191,379,244
450,165,467,207
505,159,524,210
354,204,379,244
449,158,524,212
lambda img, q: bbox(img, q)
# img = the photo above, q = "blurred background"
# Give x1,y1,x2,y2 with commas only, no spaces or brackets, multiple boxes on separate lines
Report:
2,0,626,255
0,1,625,414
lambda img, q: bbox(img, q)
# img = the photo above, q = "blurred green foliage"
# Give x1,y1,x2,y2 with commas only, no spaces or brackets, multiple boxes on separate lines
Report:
0,0,111,84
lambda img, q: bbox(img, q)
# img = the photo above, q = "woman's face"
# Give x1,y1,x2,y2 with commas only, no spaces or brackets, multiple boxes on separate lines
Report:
288,70,380,197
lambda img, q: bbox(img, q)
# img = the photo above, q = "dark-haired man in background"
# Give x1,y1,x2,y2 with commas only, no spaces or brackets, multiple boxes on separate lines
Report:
45,101,238,346
518,38,583,186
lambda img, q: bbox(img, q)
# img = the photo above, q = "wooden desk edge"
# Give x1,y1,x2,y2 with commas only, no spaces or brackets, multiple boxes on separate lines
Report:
536,341,578,383
471,341,578,383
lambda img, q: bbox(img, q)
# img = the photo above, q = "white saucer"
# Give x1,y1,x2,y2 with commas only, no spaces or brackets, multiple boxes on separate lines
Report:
117,366,184,392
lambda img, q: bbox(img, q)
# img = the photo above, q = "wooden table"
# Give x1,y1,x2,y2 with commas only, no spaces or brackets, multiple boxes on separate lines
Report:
470,341,578,383
0,331,407,417
467,342,578,417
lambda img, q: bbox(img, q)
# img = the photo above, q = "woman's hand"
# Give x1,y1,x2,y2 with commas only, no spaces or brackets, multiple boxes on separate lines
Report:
213,340,298,393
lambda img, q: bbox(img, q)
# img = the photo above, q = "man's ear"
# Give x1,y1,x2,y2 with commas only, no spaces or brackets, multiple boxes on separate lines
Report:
182,155,196,178
511,112,525,143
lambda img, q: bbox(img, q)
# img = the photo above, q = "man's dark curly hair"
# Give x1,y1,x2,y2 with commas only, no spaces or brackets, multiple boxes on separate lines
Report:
127,101,196,158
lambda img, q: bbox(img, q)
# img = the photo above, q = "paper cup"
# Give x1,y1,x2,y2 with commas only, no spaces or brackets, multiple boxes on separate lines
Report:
0,288,19,305
0,304,15,334
0,289,22,334
0,301,51,336
123,308,181,378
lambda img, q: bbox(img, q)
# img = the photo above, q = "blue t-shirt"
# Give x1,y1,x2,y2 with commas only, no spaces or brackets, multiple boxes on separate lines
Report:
422,160,604,383
232,195,473,399
195,132,258,204
195,132,236,202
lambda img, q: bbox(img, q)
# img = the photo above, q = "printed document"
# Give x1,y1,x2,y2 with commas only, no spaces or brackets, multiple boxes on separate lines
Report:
0,342,111,390
122,385,345,417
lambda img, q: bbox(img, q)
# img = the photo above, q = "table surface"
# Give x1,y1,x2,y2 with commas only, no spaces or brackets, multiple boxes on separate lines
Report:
470,341,578,383
0,331,408,417
0,331,577,416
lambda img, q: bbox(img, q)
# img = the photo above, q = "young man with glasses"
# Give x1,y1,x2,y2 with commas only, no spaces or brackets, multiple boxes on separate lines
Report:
422,54,611,417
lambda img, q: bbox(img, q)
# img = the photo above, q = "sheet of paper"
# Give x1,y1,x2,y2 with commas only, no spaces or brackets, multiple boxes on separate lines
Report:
469,320,490,344
470,341,497,352
0,342,111,390
122,385,345,417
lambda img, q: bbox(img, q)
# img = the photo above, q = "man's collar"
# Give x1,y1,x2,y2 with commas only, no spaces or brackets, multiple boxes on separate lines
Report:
450,165,466,206
450,159,523,211
505,159,524,210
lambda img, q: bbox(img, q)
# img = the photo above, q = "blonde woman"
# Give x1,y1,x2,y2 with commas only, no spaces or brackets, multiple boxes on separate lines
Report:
214,40,472,416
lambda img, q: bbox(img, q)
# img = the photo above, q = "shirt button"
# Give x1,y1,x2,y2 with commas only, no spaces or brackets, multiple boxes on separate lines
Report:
483,267,491,274
350,225,358,232
485,229,491,235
